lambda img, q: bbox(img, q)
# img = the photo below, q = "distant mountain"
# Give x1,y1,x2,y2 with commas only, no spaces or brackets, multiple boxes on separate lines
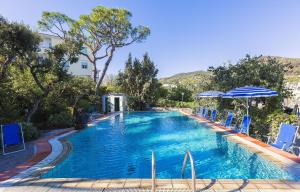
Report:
159,70,211,93
160,56,300,90
261,56,300,82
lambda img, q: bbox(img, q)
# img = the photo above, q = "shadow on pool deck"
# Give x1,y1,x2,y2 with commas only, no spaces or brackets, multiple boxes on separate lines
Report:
1,178,300,192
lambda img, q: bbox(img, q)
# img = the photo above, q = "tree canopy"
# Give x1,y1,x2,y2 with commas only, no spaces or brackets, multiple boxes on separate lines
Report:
38,6,150,93
117,53,160,110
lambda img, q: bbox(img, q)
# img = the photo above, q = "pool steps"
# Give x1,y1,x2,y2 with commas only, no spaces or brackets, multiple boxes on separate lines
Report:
152,150,196,192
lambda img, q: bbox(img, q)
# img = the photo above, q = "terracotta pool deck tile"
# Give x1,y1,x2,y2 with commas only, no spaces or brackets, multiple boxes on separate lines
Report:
283,181,300,189
253,183,275,189
93,179,112,188
156,179,173,188
221,183,240,189
0,128,75,182
217,179,237,183
140,179,152,188
172,179,190,189
239,183,258,189
123,179,141,188
107,179,126,188
76,180,97,188
270,183,293,189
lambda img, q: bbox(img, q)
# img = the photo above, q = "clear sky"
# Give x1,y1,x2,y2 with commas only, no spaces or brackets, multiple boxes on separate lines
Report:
1,0,300,77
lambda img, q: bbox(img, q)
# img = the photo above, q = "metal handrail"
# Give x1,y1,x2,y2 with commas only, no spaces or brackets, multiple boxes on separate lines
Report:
152,150,156,192
181,150,196,192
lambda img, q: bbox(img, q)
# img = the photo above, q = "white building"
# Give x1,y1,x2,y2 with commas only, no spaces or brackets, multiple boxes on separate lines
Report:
102,94,127,113
39,33,94,78
284,81,300,107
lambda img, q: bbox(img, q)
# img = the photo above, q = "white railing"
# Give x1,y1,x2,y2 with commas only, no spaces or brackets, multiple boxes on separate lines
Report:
181,150,196,192
152,150,156,192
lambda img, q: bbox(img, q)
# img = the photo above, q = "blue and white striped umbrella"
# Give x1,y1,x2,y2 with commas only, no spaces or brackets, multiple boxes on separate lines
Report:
196,91,224,98
222,86,278,135
222,86,278,98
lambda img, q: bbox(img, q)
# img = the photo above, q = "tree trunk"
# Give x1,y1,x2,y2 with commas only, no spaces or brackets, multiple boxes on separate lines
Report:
95,47,115,95
0,56,14,84
92,61,98,83
26,96,43,123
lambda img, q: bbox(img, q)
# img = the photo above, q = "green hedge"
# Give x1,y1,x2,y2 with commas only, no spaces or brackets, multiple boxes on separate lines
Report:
47,111,74,129
156,98,195,108
21,122,39,141
266,111,298,140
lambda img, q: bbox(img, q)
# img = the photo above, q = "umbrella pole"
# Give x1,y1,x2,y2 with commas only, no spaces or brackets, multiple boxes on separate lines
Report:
246,97,249,117
246,97,249,135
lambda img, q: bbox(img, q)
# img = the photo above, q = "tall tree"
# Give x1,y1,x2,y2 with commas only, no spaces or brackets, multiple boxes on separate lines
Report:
38,6,150,93
23,39,79,122
208,55,291,99
117,53,160,110
0,16,40,84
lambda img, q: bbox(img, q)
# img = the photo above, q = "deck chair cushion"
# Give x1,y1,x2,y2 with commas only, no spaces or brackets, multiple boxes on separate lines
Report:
2,123,21,145
238,115,251,134
225,112,233,127
210,110,217,121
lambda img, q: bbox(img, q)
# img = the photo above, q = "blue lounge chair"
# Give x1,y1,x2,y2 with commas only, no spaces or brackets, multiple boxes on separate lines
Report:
222,112,233,127
236,115,251,134
268,123,298,151
1,123,25,155
197,107,204,117
203,108,209,118
210,109,217,122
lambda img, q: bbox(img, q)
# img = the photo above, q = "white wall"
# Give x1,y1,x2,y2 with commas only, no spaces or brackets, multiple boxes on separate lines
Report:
39,33,94,78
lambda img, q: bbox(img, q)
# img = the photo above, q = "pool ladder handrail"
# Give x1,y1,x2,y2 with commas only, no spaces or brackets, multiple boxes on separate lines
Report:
181,150,196,192
152,150,156,192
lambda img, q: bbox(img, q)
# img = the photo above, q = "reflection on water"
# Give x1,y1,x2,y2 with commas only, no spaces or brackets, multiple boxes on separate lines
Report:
42,112,295,180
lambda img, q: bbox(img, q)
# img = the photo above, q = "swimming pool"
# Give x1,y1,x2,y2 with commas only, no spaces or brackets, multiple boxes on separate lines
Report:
42,111,295,179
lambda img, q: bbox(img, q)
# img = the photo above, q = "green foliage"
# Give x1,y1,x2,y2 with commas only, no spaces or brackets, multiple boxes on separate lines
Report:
39,6,150,89
21,122,39,141
47,111,74,129
117,53,161,110
159,71,211,94
208,55,293,138
166,85,193,102
77,99,93,113
209,55,291,99
0,15,41,83
266,112,298,140
156,98,195,108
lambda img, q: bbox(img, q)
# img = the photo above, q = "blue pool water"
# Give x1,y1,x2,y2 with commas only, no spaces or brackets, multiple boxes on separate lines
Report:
43,112,295,179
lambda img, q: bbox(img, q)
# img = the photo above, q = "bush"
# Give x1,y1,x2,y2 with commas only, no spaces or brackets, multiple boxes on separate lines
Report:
77,99,93,113
47,111,74,129
21,122,39,141
156,98,195,108
266,111,298,140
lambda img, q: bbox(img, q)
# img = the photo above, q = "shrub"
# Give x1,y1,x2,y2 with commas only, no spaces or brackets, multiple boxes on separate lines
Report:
266,111,298,140
77,99,93,113
21,122,39,141
156,98,195,108
48,111,74,129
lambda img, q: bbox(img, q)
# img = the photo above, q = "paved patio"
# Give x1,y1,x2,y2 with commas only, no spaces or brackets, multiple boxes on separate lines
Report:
2,178,300,192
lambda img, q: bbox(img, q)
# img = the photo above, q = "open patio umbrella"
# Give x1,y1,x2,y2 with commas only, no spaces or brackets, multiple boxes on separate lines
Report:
196,91,224,111
196,91,224,98
222,86,278,116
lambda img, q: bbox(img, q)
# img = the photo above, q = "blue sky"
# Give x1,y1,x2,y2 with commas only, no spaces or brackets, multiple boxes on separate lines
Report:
1,0,300,77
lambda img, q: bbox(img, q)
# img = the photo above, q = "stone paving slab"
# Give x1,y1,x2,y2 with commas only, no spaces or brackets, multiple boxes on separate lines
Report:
1,178,300,192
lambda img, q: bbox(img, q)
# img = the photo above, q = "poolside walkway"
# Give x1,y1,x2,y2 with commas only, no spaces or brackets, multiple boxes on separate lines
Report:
2,178,300,192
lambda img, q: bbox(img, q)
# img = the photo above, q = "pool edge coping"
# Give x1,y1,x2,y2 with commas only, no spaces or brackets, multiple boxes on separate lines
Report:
2,110,300,191
179,109,300,178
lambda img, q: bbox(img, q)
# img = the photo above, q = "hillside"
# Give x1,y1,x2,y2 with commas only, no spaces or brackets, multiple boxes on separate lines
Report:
159,70,211,93
160,56,300,91
261,56,300,82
